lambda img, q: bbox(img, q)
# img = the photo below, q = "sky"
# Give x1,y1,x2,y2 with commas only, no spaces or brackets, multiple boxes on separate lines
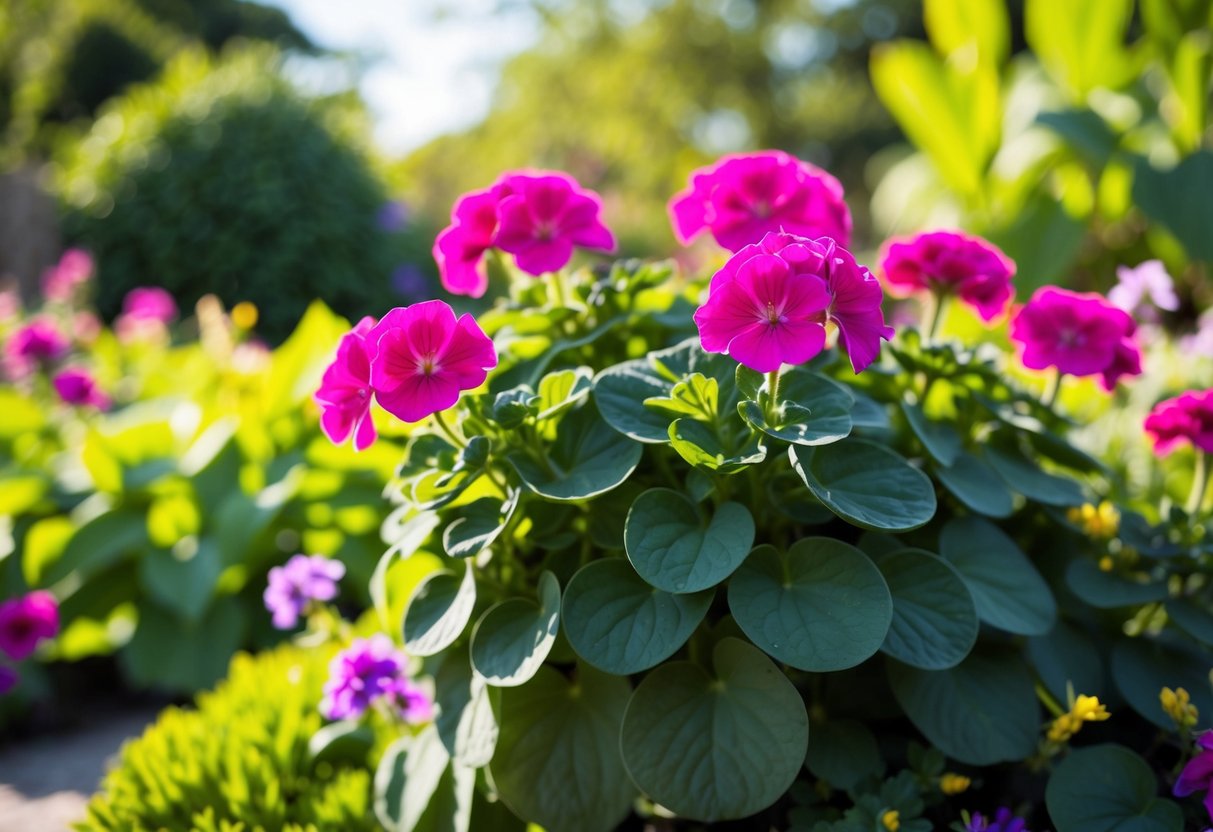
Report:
260,0,540,155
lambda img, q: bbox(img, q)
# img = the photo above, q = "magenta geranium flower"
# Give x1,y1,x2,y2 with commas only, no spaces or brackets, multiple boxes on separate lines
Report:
5,319,68,377
1175,730,1213,822
366,300,497,423
669,150,852,252
263,554,345,629
695,231,892,374
433,171,615,297
122,286,178,323
0,591,59,661
53,367,110,410
880,230,1015,322
315,316,378,451
1010,287,1142,391
42,248,94,303
1144,389,1213,456
321,634,431,723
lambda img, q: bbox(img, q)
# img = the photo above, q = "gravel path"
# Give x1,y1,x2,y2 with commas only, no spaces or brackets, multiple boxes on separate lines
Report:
0,709,157,832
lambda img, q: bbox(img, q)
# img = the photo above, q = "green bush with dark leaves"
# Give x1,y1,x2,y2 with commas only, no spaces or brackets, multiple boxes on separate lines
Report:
77,644,381,832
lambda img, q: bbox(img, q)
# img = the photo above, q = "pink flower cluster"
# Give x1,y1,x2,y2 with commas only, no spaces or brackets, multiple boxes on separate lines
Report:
880,230,1015,322
694,231,893,374
433,170,616,298
314,300,497,450
53,367,110,410
0,591,59,694
1144,389,1213,456
5,318,69,378
42,249,94,303
116,286,178,342
1010,287,1142,391
669,150,851,253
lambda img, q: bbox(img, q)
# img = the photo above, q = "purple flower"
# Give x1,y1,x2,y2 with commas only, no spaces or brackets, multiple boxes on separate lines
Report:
53,367,110,410
0,591,59,661
1109,260,1179,320
1175,730,1213,822
377,200,411,233
391,264,429,298
42,249,94,302
263,554,345,630
320,634,433,722
5,319,68,377
0,665,17,694
965,808,1029,832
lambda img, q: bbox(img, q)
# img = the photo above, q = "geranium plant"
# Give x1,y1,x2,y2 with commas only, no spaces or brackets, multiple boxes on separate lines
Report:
312,157,1213,831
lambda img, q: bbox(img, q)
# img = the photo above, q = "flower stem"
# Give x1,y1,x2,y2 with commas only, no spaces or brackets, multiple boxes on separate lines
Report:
765,368,781,425
1187,450,1210,516
548,271,566,308
1042,371,1063,409
432,409,464,448
921,293,946,346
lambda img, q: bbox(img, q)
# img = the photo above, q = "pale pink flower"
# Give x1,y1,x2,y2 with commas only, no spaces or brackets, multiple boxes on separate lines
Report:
42,249,94,302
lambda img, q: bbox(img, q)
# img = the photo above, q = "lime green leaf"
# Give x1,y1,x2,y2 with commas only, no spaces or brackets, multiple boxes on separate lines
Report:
668,417,766,474
925,0,1010,64
1026,0,1136,99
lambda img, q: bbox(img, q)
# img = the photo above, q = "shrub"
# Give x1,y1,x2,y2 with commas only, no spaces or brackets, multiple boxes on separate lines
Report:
53,46,412,341
77,644,380,832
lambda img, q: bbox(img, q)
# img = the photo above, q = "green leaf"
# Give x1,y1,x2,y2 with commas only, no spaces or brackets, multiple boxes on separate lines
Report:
934,450,1015,518
1026,0,1136,99
0,389,45,439
492,386,541,430
1028,620,1105,703
508,403,642,501
121,596,247,693
924,0,1010,64
404,563,477,657
0,474,47,516
790,440,937,532
1167,598,1213,647
620,638,808,822
490,665,635,832
1066,560,1170,609
1046,744,1183,832
470,571,560,687
939,516,1056,635
561,559,712,674
887,651,1040,765
1111,639,1213,729
1133,150,1213,262
443,490,521,559
644,372,719,421
985,446,1085,506
877,549,978,670
728,539,892,672
624,488,755,593
137,538,222,623
44,509,149,585
901,401,961,465
309,720,374,765
738,368,853,447
535,366,594,423
668,417,766,473
374,727,475,832
593,358,678,442
804,718,883,791
22,516,75,586
434,647,499,768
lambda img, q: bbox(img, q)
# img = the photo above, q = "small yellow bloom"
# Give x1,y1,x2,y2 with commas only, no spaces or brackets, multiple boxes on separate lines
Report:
881,809,900,831
1098,555,1114,572
1047,712,1081,743
231,301,259,330
1071,694,1111,723
1160,686,1199,729
1068,501,1119,539
939,772,971,795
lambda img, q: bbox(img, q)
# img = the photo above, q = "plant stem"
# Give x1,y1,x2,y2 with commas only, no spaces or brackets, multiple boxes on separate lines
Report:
548,271,566,308
432,409,464,448
765,368,781,425
1042,371,1063,409
1187,450,1210,516
921,292,946,345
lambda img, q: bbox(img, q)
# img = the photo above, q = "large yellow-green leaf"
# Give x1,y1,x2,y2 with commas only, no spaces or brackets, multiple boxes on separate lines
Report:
924,0,1010,65
1026,0,1138,100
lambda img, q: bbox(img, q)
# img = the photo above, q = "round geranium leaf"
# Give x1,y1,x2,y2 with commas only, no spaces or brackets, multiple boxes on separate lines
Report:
624,488,755,593
594,358,673,442
443,489,521,559
470,572,561,687
433,646,499,768
1028,620,1105,704
804,718,883,791
620,638,808,822
1046,744,1183,832
728,539,892,672
490,665,636,832
1110,639,1213,729
900,401,961,466
934,450,1015,518
789,440,937,531
562,559,712,675
887,651,1039,766
939,516,1056,636
1066,559,1170,608
403,562,477,657
1167,598,1213,647
985,445,1085,506
509,402,643,501
738,368,853,447
877,549,978,670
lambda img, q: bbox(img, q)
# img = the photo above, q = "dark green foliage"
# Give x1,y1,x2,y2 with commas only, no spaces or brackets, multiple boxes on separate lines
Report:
77,644,380,832
55,48,419,340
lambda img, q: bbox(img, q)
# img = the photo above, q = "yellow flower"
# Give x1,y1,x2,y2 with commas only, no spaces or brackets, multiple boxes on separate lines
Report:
1160,686,1199,729
231,301,259,330
1072,694,1111,723
1068,501,1119,538
939,772,971,795
1047,712,1081,743
881,809,900,831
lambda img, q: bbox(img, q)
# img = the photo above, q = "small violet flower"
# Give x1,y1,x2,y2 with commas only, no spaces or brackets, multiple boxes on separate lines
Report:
53,367,110,410
1109,260,1179,320
263,554,345,630
0,665,17,695
5,319,69,377
880,230,1015,322
433,171,615,297
314,317,378,452
1175,731,1213,822
366,300,498,423
694,231,893,374
321,634,432,723
0,591,60,661
42,249,94,303
669,150,852,253
965,808,1029,832
1009,287,1142,391
1144,389,1213,456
